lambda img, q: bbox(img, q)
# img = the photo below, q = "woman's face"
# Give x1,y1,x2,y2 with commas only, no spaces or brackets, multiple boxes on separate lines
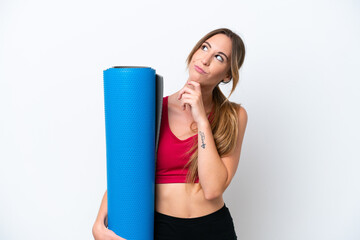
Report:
188,33,232,88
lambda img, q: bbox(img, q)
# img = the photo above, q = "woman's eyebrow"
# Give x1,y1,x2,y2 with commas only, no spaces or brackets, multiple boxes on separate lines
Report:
204,41,229,61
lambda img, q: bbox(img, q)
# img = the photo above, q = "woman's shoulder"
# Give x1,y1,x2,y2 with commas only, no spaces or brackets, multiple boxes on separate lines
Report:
229,101,248,125
229,101,246,113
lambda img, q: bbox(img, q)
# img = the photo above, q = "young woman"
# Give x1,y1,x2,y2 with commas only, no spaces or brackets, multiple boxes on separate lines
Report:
93,28,248,240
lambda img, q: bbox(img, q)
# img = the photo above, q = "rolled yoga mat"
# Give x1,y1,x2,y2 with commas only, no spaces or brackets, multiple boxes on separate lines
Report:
103,66,163,240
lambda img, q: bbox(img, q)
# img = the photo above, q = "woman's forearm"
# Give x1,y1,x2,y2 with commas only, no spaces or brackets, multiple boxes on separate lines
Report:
95,190,108,226
197,120,228,200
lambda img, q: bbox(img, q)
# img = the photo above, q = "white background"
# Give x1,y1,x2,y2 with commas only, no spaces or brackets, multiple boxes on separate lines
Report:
1,0,359,239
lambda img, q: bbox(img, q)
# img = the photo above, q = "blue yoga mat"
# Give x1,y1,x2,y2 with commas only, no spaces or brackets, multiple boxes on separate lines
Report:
103,66,163,240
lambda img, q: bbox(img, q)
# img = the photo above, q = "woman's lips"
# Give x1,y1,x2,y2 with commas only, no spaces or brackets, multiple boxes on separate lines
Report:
195,65,206,74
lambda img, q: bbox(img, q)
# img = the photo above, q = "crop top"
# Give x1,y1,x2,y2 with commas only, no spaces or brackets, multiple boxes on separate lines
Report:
155,96,214,184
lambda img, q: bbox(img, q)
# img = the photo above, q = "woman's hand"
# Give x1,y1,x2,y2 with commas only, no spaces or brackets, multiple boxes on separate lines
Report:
92,220,127,240
177,80,208,124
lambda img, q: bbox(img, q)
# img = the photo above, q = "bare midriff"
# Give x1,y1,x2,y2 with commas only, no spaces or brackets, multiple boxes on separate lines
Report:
155,183,224,218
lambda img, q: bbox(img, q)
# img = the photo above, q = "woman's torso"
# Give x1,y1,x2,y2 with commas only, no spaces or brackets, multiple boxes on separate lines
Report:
155,93,224,218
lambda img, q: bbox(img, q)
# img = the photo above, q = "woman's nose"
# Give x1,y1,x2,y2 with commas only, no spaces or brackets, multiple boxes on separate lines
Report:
201,53,211,66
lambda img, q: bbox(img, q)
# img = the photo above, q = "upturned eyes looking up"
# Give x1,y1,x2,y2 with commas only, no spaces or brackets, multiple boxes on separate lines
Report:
200,44,225,63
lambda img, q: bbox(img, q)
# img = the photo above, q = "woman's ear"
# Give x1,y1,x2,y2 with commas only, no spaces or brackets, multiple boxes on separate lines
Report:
223,72,232,83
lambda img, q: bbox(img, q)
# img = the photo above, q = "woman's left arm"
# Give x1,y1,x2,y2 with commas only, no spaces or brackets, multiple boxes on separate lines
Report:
197,106,248,200
177,80,248,200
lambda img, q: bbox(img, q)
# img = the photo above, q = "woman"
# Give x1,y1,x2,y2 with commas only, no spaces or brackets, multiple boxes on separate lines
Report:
92,28,248,240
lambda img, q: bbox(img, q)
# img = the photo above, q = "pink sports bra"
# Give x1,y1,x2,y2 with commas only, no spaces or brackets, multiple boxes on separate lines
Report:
155,96,214,184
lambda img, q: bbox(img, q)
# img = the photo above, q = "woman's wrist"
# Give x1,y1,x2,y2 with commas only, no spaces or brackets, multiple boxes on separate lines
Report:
197,118,210,128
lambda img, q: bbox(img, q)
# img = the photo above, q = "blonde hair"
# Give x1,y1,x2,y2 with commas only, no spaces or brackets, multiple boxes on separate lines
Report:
182,28,246,190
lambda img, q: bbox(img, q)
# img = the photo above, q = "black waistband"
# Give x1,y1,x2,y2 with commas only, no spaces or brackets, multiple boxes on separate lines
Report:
154,203,228,224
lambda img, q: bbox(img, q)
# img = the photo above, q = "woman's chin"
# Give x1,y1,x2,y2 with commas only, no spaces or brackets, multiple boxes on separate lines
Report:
188,73,203,83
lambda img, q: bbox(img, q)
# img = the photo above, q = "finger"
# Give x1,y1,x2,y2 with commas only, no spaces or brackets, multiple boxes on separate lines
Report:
187,81,201,92
178,86,196,100
180,97,194,111
178,85,189,100
184,103,191,111
179,92,192,102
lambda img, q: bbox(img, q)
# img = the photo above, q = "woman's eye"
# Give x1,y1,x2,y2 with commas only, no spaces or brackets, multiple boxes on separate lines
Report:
201,45,223,62
216,55,224,62
201,45,208,51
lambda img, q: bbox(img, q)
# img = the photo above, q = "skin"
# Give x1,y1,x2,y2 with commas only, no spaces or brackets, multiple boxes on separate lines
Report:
155,33,234,217
180,33,233,122
92,33,247,239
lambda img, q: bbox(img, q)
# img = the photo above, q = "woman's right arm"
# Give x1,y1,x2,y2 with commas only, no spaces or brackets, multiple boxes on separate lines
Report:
92,190,127,240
